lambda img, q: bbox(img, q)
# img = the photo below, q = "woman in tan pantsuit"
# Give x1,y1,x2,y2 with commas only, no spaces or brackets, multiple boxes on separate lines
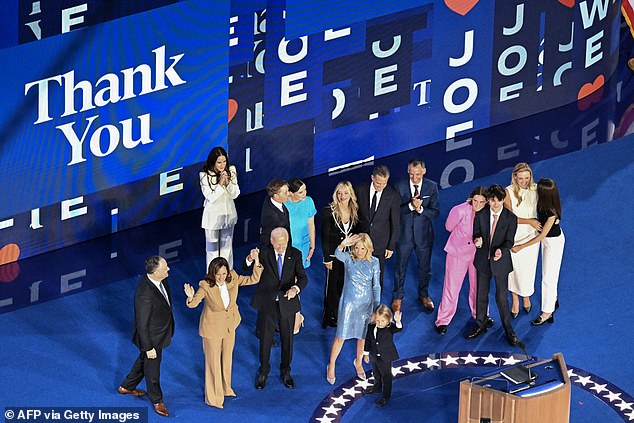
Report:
184,249,262,408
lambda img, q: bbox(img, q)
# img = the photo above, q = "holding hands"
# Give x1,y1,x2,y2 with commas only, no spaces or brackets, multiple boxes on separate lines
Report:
248,248,260,266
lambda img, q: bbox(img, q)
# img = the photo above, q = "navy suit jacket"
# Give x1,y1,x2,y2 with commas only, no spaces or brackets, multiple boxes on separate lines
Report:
356,182,400,254
132,275,175,352
259,197,291,248
473,207,517,275
250,246,308,317
394,178,439,245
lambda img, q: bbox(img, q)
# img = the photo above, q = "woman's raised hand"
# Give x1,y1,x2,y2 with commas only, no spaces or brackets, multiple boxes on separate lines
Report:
183,283,195,299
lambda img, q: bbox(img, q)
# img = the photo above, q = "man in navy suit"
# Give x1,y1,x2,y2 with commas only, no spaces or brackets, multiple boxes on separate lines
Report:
466,185,519,346
119,256,175,417
392,159,440,312
251,227,308,390
259,179,292,248
356,165,401,288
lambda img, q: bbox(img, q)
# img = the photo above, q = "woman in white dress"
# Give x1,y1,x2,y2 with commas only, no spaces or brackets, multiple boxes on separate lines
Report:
504,162,541,317
200,146,240,269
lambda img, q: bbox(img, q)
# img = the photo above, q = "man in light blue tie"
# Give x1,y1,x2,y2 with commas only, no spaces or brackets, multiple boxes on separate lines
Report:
249,227,308,390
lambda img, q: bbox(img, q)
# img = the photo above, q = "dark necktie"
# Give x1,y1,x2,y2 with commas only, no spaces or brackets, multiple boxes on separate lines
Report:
413,184,419,198
369,191,378,221
158,282,170,305
277,253,283,280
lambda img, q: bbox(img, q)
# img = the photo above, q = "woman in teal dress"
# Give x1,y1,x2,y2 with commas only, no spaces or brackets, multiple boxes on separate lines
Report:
286,178,317,268
326,233,381,384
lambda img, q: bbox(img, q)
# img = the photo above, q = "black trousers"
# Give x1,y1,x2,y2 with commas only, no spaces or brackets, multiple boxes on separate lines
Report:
475,267,514,336
371,356,393,400
121,348,163,404
257,303,295,376
323,260,344,324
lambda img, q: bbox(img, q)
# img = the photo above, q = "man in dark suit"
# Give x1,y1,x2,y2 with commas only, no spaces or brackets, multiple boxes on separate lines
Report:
251,227,308,390
259,179,292,248
392,159,440,312
466,185,519,346
119,256,175,417
356,165,400,288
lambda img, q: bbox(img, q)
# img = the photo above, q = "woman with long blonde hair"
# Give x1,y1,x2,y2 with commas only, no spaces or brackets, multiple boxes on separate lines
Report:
504,162,541,317
320,181,360,327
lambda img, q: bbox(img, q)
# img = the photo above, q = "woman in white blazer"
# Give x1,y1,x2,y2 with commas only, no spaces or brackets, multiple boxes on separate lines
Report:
200,146,240,269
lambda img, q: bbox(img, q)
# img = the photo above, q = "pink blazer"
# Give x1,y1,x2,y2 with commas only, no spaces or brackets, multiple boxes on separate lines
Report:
444,201,477,259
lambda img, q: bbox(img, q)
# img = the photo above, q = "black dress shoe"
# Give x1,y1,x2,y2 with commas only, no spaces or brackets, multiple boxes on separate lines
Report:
506,333,519,346
466,326,487,339
435,324,447,335
375,397,388,407
281,373,295,389
364,386,381,395
486,317,494,327
255,373,267,390
531,314,554,325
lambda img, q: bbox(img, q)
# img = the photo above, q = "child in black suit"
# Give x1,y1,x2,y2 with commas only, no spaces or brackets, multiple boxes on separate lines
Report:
363,304,402,407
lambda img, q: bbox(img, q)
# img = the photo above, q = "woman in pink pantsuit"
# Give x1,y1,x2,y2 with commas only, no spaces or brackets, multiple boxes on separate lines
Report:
434,187,488,335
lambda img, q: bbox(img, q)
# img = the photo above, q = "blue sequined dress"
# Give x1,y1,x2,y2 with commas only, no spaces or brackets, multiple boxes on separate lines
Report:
334,248,381,340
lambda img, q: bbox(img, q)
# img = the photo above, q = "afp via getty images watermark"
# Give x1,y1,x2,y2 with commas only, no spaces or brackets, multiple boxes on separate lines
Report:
4,408,147,423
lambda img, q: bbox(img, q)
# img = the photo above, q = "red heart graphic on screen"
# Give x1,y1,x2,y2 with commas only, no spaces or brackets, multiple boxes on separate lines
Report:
444,0,479,16
228,99,238,123
0,262,20,282
0,243,20,266
577,75,604,111
559,0,575,8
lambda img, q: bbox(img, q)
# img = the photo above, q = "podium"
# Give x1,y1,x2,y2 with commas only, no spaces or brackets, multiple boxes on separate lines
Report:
458,353,570,423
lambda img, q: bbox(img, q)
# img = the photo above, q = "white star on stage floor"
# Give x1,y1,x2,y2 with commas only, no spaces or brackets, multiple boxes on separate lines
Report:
625,409,634,421
330,395,351,406
392,365,405,376
355,378,374,389
402,360,422,372
590,383,608,394
615,400,633,411
501,355,522,366
461,353,479,364
441,354,460,366
321,404,342,416
575,375,593,386
341,386,361,398
315,416,336,423
421,356,441,368
481,354,499,365
604,390,623,402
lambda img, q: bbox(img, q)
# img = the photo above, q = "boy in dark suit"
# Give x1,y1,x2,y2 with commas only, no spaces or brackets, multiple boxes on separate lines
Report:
363,304,403,407
466,185,519,346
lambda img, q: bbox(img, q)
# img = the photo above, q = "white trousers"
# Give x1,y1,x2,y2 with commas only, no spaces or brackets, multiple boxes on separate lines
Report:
205,226,235,270
541,231,565,313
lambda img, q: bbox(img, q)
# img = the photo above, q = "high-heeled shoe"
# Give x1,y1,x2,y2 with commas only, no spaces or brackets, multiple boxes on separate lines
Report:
523,303,532,314
354,359,366,380
326,364,336,385
511,310,519,319
531,313,554,326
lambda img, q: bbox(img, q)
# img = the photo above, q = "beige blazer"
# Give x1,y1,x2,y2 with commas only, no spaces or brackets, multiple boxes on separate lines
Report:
186,265,263,339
